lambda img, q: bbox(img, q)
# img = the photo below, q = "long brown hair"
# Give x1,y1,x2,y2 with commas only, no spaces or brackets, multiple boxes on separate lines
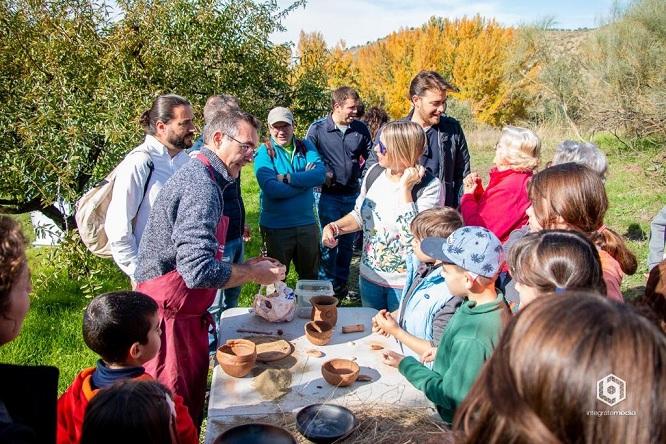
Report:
528,162,637,274
508,230,607,296
0,216,27,317
454,293,666,444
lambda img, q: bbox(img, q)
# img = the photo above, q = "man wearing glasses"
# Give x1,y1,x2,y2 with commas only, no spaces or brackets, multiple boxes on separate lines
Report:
134,110,286,426
254,107,326,282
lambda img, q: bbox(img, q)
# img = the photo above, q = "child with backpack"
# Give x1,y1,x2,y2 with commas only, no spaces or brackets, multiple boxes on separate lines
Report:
372,208,463,360
57,291,197,444
382,226,510,423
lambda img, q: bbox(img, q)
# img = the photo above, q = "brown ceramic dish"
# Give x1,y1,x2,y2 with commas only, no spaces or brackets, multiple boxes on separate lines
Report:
321,358,360,387
310,296,339,326
305,321,333,346
216,339,257,378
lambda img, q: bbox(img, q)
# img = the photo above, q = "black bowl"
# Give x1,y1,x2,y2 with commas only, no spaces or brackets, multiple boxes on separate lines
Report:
296,403,357,444
214,423,296,444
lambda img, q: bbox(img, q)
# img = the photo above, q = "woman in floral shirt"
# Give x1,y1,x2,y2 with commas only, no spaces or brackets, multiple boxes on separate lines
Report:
322,121,445,310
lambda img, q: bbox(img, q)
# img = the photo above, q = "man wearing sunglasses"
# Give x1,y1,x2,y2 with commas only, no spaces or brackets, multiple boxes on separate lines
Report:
306,87,373,298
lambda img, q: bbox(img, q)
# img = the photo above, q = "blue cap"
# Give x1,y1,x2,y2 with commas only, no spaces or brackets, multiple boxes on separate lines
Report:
421,226,504,278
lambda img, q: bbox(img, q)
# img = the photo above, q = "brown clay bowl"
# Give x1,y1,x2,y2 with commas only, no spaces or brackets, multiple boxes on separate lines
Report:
321,359,360,387
216,339,257,378
304,320,333,346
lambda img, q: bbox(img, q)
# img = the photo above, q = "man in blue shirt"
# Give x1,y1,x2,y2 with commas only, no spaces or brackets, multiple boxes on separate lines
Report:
254,107,326,280
306,87,372,297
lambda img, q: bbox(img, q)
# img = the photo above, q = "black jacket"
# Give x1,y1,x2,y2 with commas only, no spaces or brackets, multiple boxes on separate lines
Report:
367,112,470,207
306,115,372,195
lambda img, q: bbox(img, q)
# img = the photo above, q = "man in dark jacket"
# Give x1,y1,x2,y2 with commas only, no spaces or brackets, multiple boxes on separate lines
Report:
306,87,372,297
367,71,471,208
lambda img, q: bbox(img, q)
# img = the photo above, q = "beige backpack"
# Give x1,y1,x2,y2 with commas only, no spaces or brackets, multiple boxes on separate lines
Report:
75,150,154,258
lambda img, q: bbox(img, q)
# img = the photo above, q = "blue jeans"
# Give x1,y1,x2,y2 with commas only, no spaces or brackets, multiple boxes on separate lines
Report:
208,236,244,352
359,276,402,312
318,192,357,289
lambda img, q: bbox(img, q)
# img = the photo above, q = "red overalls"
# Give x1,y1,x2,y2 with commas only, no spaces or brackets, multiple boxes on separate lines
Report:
137,154,229,425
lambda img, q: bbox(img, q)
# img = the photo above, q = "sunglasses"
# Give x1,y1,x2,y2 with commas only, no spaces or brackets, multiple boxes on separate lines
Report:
377,140,387,155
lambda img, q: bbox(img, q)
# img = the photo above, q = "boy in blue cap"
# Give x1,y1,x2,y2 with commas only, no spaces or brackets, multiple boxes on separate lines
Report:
382,226,510,423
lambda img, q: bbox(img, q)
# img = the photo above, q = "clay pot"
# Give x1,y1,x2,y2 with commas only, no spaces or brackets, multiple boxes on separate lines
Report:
310,296,339,326
321,358,360,387
304,320,333,346
216,339,257,378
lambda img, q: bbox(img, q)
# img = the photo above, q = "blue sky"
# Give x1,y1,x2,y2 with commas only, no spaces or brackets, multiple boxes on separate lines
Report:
272,0,616,47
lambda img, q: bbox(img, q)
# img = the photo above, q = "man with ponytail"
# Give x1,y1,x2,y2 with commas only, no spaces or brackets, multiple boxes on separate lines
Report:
106,95,195,285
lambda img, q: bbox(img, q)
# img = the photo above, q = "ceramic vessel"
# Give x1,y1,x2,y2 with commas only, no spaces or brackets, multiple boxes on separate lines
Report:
216,339,257,378
321,358,360,387
310,296,339,326
304,320,334,346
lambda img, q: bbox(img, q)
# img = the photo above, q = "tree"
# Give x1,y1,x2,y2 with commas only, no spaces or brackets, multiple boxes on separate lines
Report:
0,0,307,228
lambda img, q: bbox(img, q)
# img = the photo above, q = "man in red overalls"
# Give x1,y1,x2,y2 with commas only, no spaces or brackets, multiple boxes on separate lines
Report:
134,110,286,426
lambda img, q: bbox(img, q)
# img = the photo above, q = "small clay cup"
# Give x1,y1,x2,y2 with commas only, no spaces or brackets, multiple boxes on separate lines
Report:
304,320,333,346
321,358,360,387
310,295,339,326
216,339,257,378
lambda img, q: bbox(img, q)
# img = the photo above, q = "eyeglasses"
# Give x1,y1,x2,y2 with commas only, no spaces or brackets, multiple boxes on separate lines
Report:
225,134,255,153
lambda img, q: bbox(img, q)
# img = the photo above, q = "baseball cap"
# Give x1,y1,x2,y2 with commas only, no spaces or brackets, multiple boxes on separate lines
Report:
421,226,504,278
267,107,294,127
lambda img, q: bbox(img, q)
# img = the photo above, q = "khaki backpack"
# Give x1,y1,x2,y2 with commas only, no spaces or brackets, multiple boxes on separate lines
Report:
75,150,154,258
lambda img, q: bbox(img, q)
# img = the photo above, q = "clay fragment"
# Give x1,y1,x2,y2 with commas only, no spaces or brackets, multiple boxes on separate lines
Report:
369,342,384,350
342,324,365,333
306,349,324,358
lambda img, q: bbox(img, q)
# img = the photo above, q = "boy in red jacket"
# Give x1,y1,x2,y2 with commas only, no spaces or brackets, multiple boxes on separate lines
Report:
460,126,540,243
57,291,198,444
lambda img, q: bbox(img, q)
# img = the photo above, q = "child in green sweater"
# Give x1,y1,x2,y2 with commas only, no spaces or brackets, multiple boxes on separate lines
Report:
382,226,509,423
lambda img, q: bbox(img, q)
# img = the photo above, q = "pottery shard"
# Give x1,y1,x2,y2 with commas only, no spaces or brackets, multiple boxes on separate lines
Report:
369,342,384,350
306,349,324,358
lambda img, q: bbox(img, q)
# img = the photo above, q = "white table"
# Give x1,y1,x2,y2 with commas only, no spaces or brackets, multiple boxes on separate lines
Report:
205,307,434,443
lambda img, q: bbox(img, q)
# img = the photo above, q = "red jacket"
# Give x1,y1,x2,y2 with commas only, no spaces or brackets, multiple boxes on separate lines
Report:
460,167,532,243
56,367,198,444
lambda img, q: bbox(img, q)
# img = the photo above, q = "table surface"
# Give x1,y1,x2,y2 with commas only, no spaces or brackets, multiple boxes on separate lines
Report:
205,307,434,443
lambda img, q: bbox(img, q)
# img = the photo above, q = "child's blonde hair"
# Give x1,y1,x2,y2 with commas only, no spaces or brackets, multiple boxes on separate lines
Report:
494,126,540,171
410,208,463,241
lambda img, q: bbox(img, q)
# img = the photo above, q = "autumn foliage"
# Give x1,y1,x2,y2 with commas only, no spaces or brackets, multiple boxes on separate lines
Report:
295,16,536,126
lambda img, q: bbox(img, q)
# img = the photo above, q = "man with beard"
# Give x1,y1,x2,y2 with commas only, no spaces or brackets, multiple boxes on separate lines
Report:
106,94,195,284
134,110,286,426
307,87,372,298
367,71,470,208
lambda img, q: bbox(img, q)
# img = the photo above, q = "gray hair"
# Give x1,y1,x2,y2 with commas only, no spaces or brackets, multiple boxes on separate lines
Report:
552,140,608,179
203,94,240,125
204,110,261,145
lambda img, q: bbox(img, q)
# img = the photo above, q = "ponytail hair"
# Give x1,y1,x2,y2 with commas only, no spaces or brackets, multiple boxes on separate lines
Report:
528,162,637,275
140,94,190,135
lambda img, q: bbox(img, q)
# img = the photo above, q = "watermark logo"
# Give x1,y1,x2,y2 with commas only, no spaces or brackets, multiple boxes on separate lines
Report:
597,373,626,407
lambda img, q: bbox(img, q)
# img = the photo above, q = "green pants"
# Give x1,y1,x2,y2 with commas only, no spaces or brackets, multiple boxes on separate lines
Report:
260,223,320,280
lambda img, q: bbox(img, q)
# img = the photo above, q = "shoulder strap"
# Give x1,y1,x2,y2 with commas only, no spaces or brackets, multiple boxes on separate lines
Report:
263,137,279,173
131,150,155,208
364,164,385,194
411,170,437,202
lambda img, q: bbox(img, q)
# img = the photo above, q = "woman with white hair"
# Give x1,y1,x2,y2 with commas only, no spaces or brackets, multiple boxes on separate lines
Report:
321,121,445,311
461,126,541,243
552,140,608,179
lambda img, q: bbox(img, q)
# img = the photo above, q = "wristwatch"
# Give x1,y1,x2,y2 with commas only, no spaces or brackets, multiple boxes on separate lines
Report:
282,175,289,184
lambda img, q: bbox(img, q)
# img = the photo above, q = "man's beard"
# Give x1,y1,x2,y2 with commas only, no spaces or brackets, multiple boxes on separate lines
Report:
169,133,193,151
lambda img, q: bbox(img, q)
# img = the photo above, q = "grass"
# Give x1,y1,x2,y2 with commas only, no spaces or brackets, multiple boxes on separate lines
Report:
1,125,663,402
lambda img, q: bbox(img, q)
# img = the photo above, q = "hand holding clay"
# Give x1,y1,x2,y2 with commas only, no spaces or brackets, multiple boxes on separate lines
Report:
399,165,425,191
463,172,481,194
421,347,437,364
322,224,338,248
382,350,404,368
374,309,399,336
251,260,286,284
